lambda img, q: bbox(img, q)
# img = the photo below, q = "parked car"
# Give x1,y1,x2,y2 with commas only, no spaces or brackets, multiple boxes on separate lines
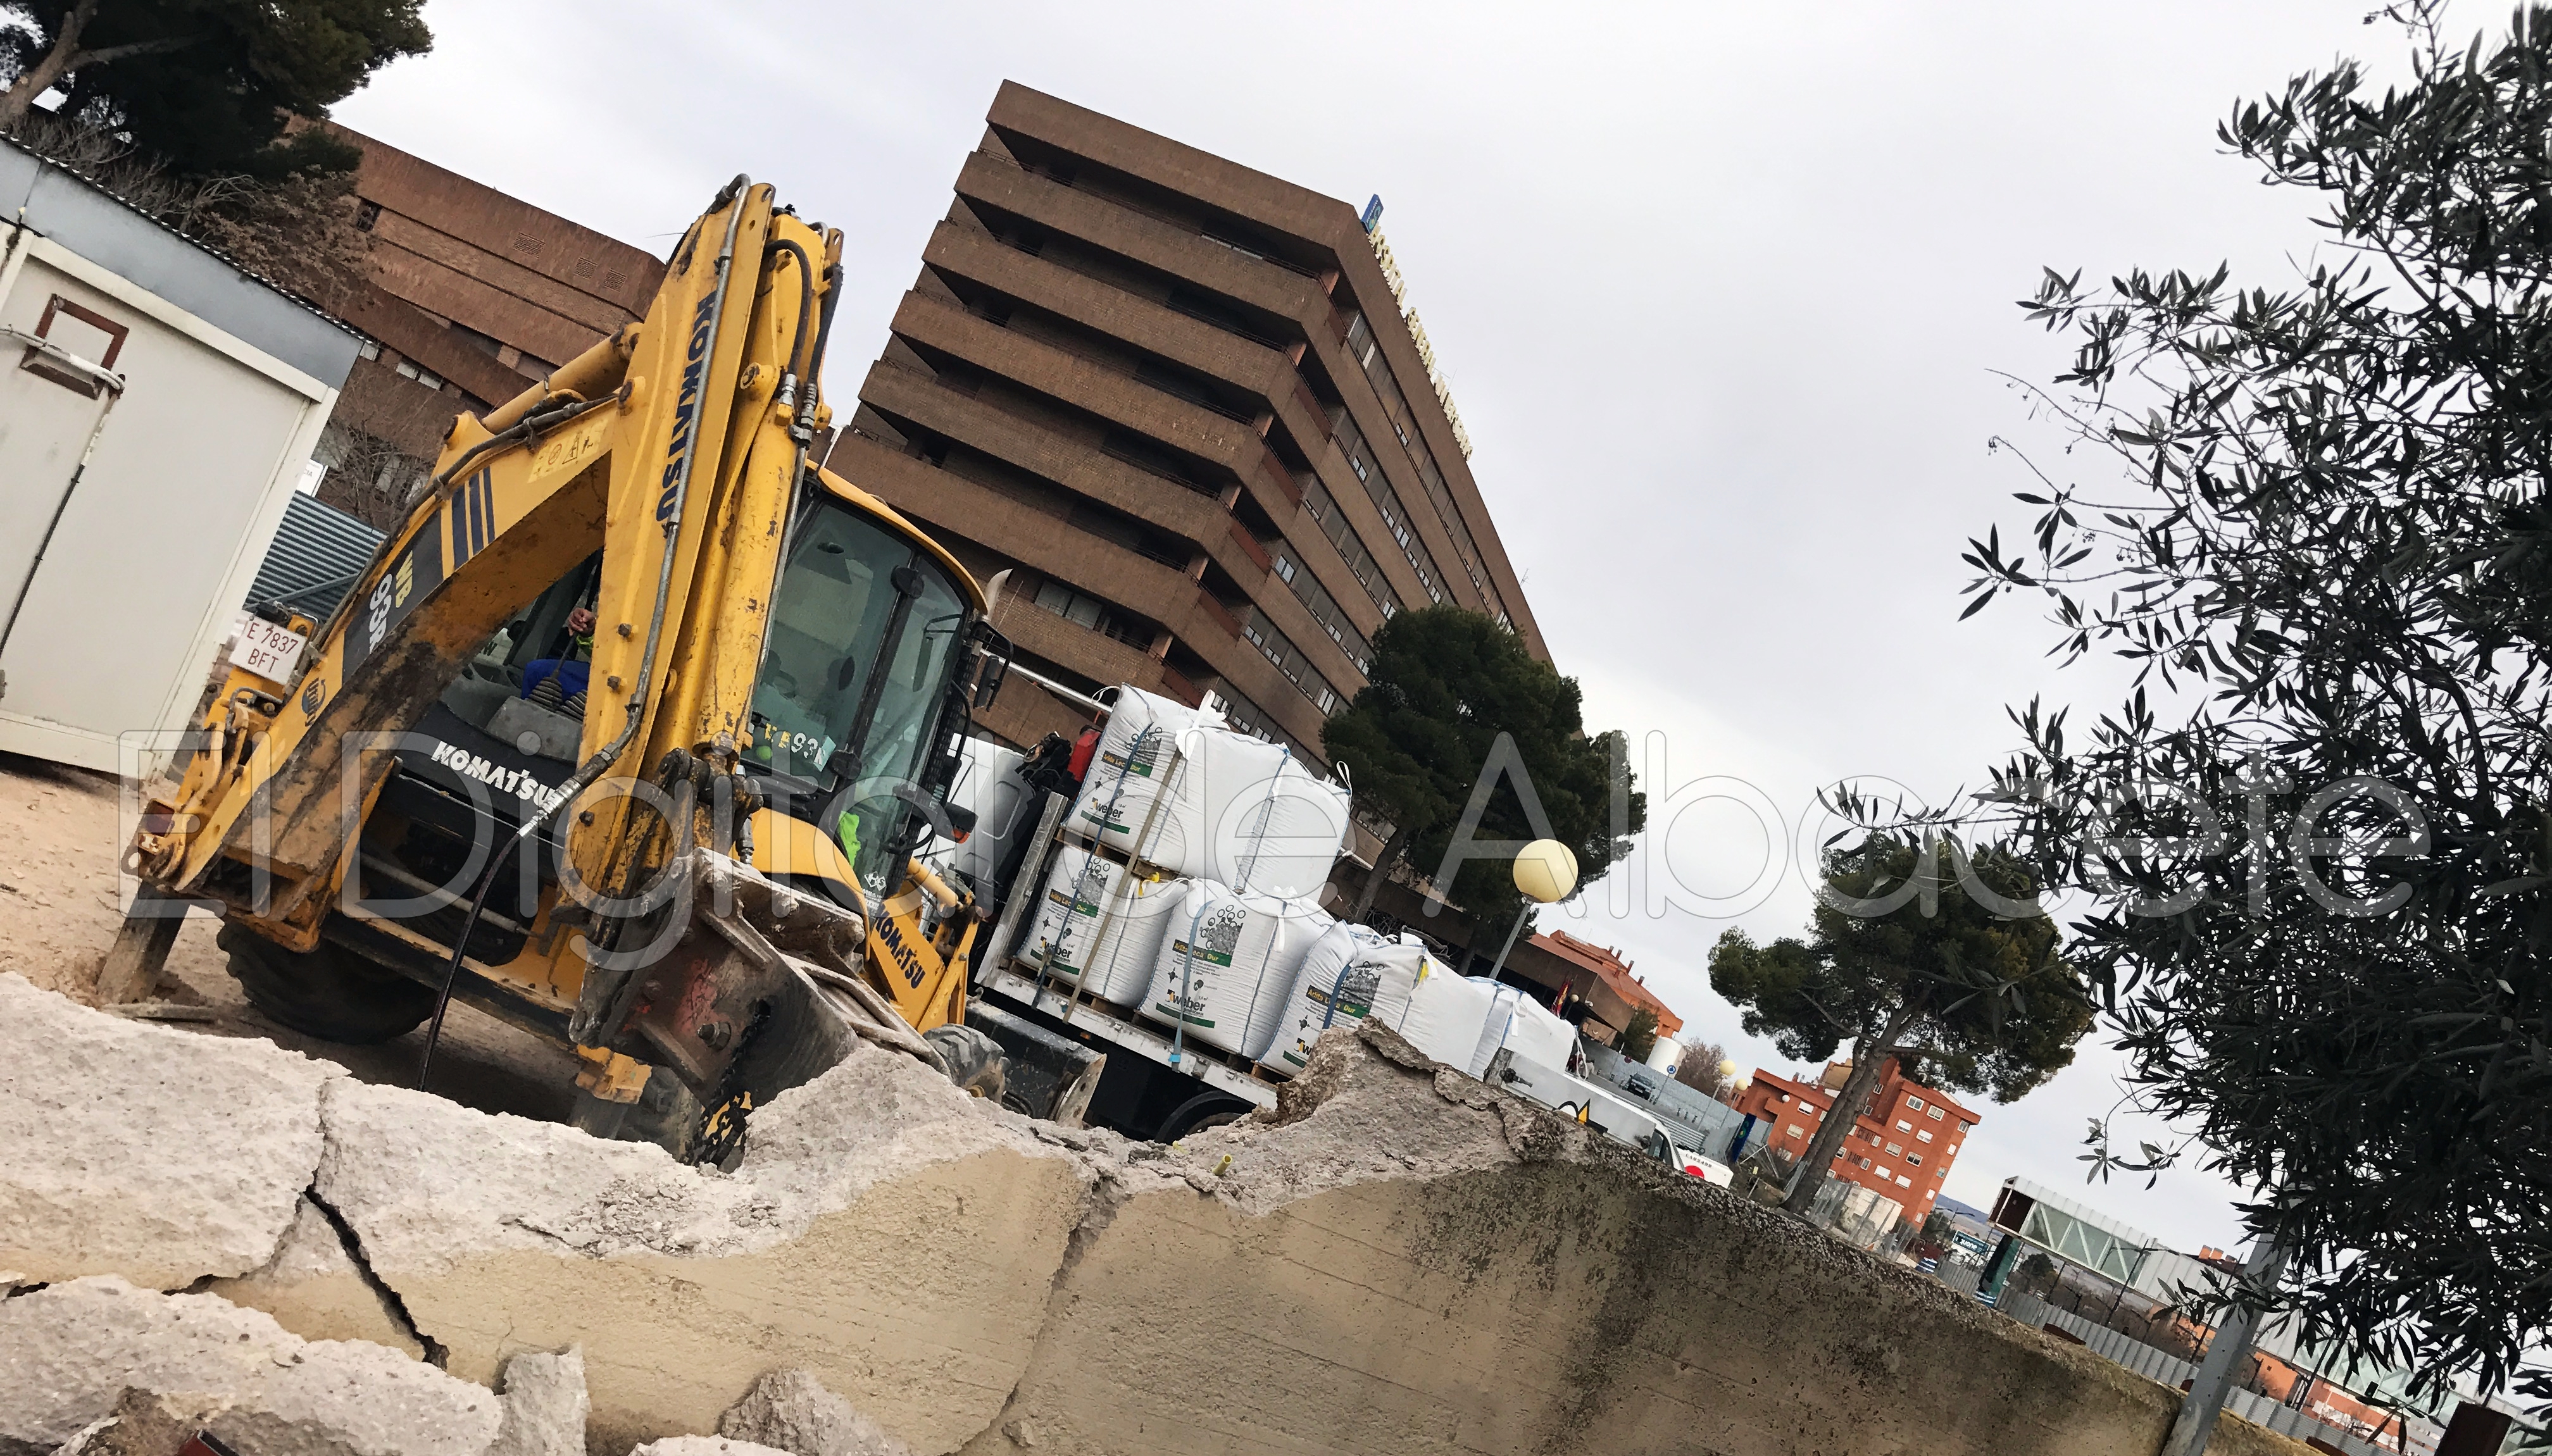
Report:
1624,1072,1660,1100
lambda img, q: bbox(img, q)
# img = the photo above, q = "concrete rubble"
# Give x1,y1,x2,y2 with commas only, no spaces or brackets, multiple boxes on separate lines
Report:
0,970,2320,1456
0,1276,499,1456
0,974,333,1290
718,1371,911,1456
487,1349,589,1456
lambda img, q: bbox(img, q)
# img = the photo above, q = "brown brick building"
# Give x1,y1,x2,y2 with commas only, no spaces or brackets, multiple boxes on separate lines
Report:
308,127,663,522
1734,1059,1979,1217
826,82,1544,761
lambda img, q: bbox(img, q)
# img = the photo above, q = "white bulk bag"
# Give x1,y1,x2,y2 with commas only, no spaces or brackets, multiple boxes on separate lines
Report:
1019,846,1180,1005
1263,924,1430,1074
1066,687,1196,860
1141,879,1290,1055
1390,968,1498,1069
1240,899,1336,1060
1466,981,1533,1076
1212,753,1353,899
1493,992,1578,1072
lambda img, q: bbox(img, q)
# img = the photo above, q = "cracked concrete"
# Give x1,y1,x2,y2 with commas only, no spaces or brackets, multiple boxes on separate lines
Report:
0,974,335,1289
0,974,2323,1456
0,1276,499,1456
203,1195,426,1361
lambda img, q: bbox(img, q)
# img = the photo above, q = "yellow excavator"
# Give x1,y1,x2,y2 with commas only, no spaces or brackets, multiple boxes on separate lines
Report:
103,178,1101,1159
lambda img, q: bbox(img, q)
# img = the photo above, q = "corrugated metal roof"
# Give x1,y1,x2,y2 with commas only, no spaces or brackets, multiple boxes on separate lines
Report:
245,493,385,619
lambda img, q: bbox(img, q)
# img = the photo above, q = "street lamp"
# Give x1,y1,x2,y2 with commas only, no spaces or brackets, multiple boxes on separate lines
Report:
1486,838,1577,981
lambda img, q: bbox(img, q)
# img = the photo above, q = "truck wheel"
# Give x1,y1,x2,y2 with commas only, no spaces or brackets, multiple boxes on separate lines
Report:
220,924,436,1045
1156,1092,1255,1143
922,1024,1008,1102
570,1071,703,1161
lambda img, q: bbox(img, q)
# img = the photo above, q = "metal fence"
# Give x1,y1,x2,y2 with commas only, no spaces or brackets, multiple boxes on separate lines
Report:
1994,1291,2407,1456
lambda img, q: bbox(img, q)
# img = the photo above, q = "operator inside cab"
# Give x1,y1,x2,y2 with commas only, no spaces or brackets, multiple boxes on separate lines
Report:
522,604,597,719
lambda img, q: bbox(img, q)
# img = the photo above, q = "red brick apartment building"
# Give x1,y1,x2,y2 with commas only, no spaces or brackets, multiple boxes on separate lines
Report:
825,82,1544,759
1734,1059,1977,1214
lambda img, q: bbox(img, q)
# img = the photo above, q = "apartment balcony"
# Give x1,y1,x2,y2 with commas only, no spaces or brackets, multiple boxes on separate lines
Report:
887,291,1300,526
856,357,1270,592
955,151,1335,326
925,221,1293,415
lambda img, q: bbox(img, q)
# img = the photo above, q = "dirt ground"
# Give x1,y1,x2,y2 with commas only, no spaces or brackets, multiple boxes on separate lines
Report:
0,751,578,1123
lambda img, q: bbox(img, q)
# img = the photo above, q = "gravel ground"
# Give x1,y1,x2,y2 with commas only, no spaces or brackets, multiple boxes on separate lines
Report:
0,751,578,1123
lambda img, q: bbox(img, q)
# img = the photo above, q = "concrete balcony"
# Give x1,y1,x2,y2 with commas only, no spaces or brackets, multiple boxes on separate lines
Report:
925,221,1294,414
955,151,1334,326
888,292,1301,526
857,357,1270,592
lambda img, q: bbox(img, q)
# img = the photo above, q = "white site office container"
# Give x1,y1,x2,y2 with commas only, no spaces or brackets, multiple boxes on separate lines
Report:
0,135,358,775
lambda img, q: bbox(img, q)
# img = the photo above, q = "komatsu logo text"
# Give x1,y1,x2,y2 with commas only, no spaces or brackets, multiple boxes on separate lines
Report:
654,292,720,523
875,916,928,990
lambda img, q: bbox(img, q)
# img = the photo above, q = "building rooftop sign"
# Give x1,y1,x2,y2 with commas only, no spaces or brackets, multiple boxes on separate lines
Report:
1362,220,1475,460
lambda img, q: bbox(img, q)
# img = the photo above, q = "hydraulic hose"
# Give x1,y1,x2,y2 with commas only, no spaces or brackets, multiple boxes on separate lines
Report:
418,177,758,1092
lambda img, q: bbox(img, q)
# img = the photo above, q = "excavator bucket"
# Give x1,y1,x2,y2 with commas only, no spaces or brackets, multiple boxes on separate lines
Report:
591,848,1101,1159
968,1000,1105,1127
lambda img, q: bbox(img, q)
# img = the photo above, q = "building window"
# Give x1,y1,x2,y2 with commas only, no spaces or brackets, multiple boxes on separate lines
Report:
1032,580,1149,648
357,339,381,361
1929,1107,1946,1120
1946,1144,1959,1157
1897,1176,1912,1188
394,359,446,391
1785,1124,1804,1137
354,200,381,231
1885,1143,1902,1156
1873,1165,1891,1179
1897,1120,1913,1132
1906,1153,1922,1166
1906,1096,1925,1111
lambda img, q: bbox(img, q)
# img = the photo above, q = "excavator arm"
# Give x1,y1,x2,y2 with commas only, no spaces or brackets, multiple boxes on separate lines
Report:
139,180,816,933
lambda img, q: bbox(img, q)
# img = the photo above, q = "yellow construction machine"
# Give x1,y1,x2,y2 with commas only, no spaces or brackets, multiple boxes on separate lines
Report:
104,178,1101,1158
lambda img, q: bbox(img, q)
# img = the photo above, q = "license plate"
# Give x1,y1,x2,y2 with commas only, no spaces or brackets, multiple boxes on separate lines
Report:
235,616,308,686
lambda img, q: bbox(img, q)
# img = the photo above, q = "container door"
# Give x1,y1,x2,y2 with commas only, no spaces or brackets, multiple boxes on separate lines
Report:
0,291,123,644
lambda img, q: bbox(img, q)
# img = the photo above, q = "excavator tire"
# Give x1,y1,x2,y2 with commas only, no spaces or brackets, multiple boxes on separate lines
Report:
219,923,437,1045
570,1072,704,1162
922,1024,1008,1102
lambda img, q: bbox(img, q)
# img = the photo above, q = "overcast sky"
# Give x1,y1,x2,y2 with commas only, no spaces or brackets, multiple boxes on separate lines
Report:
334,0,2434,1252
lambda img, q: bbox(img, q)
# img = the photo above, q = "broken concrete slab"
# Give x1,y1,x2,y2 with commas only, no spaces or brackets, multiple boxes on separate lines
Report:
306,1037,1091,1455
488,1347,588,1456
718,1370,911,1456
628,1440,793,1456
0,1276,498,1456
0,973,336,1288
203,1196,425,1360
0,970,2327,1456
951,1021,2324,1456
